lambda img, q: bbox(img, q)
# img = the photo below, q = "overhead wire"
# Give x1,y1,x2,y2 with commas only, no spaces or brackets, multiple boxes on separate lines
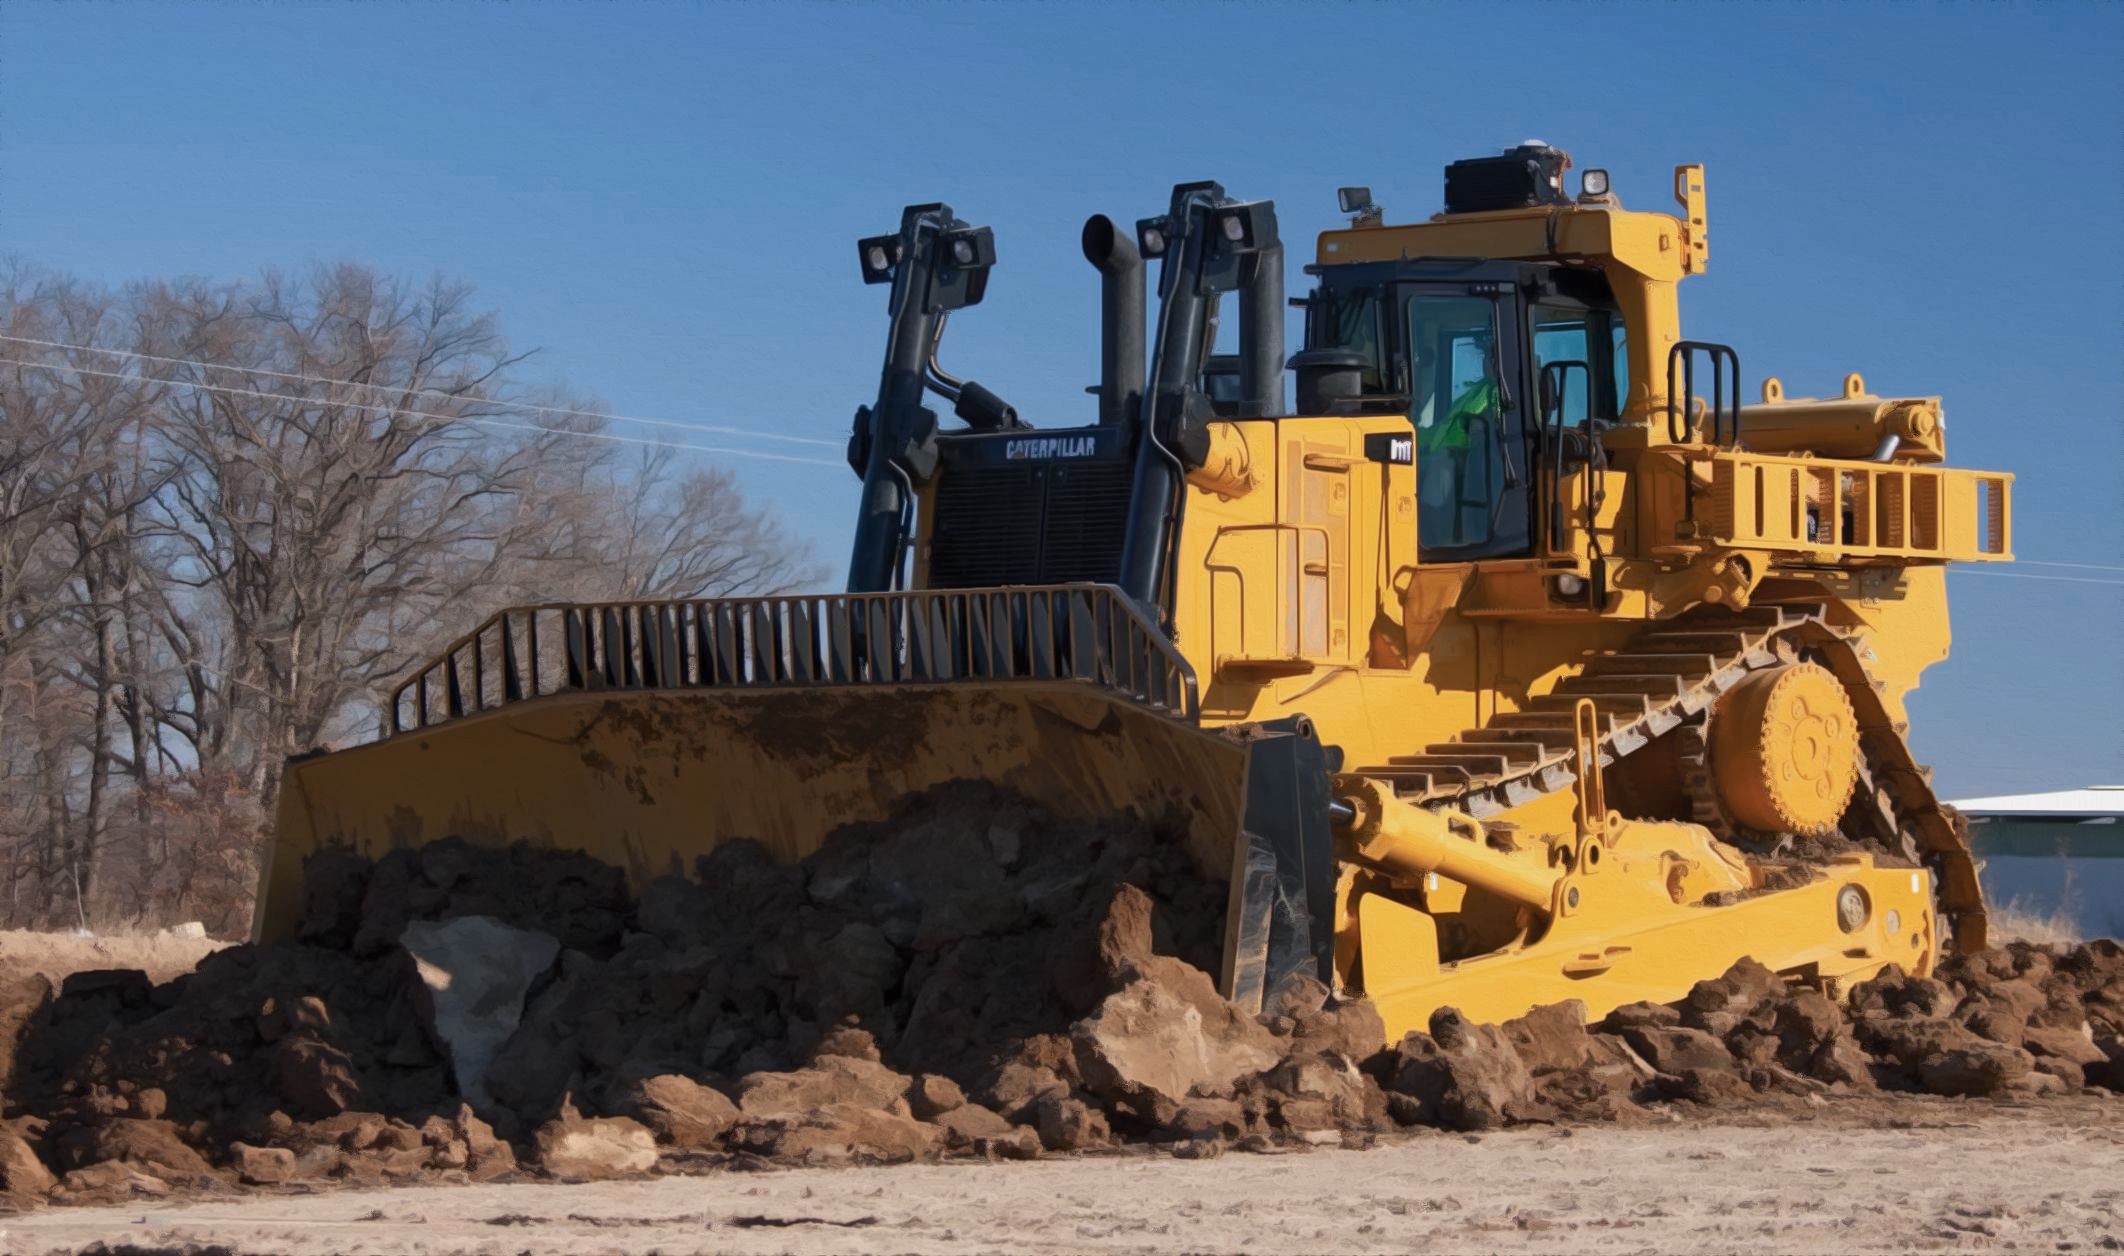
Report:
0,332,841,449
0,356,847,469
4,343,2118,584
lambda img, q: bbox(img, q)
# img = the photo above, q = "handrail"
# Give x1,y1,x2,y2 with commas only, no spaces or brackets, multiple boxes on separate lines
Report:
386,583,1199,735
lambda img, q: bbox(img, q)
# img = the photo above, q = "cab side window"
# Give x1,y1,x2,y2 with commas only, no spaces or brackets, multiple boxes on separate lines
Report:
1410,294,1530,562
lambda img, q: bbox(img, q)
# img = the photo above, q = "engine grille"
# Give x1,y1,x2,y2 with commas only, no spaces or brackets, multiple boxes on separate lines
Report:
927,458,1133,588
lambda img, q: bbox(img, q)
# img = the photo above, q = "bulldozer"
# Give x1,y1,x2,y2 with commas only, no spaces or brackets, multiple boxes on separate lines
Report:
260,145,2016,1043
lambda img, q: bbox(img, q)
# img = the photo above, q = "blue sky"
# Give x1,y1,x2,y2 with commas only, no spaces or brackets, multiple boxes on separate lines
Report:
3,2,2117,796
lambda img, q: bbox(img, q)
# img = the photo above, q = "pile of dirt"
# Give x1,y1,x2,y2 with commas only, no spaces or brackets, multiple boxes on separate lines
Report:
1,784,2120,1211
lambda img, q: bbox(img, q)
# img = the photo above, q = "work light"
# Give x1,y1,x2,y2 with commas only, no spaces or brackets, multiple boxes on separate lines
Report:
1135,217,1170,259
857,234,903,284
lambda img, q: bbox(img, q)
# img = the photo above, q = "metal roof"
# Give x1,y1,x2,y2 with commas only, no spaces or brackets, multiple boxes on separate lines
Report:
1945,785,2124,819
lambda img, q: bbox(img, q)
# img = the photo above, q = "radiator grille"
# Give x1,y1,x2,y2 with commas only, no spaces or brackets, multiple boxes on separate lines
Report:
928,458,1133,588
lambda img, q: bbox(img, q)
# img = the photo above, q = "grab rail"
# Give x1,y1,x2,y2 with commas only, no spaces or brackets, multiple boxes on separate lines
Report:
386,583,1199,735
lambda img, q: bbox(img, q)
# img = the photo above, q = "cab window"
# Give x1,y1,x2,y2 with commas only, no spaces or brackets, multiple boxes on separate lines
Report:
1410,294,1530,561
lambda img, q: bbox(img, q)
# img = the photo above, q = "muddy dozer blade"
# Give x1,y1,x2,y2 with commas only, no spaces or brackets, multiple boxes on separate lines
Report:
266,684,1337,1010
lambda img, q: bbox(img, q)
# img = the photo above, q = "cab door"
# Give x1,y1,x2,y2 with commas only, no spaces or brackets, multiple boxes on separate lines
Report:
1405,288,1534,564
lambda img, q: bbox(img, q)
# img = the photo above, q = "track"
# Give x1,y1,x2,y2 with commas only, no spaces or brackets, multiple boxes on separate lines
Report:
1350,601,1986,952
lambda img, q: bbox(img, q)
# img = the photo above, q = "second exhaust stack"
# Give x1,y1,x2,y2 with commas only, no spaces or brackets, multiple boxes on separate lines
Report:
1081,214,1145,427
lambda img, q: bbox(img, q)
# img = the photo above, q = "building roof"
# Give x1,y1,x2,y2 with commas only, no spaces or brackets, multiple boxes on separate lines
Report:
1945,785,2124,819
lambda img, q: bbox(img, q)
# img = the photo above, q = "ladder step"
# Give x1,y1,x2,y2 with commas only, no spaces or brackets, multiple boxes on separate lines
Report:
1424,740,1546,767
1378,755,1487,784
1633,630,1754,655
1555,673,1686,698
1581,651,1717,678
1525,692,1650,720
1472,725,1577,751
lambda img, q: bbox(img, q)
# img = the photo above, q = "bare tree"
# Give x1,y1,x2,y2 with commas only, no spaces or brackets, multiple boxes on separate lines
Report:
0,260,819,931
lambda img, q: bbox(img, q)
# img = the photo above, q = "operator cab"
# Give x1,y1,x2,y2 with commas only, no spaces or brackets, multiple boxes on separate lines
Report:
1298,143,1631,564
1300,259,1627,563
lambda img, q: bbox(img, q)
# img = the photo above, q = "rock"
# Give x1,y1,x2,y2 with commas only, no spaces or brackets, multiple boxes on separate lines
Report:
229,1142,296,1185
813,1022,883,1063
452,1104,516,1179
1073,956,1280,1107
975,1127,1043,1161
400,915,561,1110
2022,1023,2108,1067
620,1074,739,1148
131,1088,169,1121
53,1119,214,1184
1851,966,1954,1019
734,1102,941,1165
932,1103,1013,1148
1602,1000,1682,1031
53,1160,169,1202
1666,1066,1757,1106
270,1035,363,1119
533,1101,658,1182
1502,1000,1594,1073
1266,973,1331,1020
976,1061,1070,1122
907,1073,966,1120
737,1054,915,1119
1032,1094,1110,1151
1809,1035,1879,1089
1617,1026,1735,1075
1385,1009,1536,1131
1857,1017,1982,1074
0,1125,57,1201
1164,1098,1249,1142
1917,1042,2034,1097
1263,1052,1383,1129
1291,995,1388,1064
1051,883,1156,1014
1680,959,1786,1036
0,973,54,1091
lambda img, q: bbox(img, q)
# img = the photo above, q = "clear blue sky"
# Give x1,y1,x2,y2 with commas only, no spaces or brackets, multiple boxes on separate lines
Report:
3,2,2117,796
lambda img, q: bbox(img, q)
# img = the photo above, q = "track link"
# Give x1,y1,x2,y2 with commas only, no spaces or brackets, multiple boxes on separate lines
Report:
1350,601,1986,952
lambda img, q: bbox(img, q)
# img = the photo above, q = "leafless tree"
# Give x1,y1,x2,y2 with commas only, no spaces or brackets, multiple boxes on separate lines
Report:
0,260,819,931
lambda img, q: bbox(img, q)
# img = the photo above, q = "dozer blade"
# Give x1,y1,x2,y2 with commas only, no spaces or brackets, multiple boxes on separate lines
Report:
265,682,1337,1011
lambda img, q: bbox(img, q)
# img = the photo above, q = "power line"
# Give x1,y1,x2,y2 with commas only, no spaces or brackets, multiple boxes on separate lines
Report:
0,332,841,449
1950,569,2124,588
0,356,848,469
2010,559,2124,574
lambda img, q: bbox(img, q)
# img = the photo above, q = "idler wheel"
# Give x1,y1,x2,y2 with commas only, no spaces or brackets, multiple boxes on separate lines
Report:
1709,662,1859,836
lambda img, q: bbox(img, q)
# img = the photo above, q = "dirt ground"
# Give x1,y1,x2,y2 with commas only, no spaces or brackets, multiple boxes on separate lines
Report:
7,1097,2122,1256
0,929,226,988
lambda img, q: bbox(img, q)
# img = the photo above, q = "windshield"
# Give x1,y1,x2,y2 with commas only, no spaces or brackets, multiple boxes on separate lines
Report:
1312,286,1387,392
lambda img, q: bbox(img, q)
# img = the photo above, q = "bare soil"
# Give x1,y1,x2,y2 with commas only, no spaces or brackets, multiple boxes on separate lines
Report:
0,930,226,989
4,1098,2121,1255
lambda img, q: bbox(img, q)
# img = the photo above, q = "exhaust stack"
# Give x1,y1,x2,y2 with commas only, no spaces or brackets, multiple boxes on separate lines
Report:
1081,215,1145,427
1237,242,1284,418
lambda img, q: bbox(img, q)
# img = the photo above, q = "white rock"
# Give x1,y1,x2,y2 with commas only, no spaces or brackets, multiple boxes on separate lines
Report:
400,915,560,1109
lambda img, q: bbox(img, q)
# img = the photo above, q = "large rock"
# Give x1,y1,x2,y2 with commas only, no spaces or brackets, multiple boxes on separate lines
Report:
1262,1052,1384,1130
0,1123,56,1202
269,1034,364,1119
619,1073,739,1148
1051,883,1156,1014
1679,959,1784,1037
1502,1000,1595,1074
1072,956,1280,1107
1617,1025,1735,1076
229,1142,296,1185
737,1054,915,1119
732,1102,941,1165
533,1101,657,1181
1385,1009,1535,1131
400,915,561,1110
1032,1094,1110,1151
52,1119,215,1184
1917,1042,2034,1097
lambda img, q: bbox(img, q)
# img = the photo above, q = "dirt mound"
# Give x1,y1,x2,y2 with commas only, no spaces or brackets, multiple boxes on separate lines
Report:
1,786,2120,1209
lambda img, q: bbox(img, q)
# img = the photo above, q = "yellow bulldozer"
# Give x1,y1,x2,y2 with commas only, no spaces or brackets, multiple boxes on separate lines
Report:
260,145,2015,1044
